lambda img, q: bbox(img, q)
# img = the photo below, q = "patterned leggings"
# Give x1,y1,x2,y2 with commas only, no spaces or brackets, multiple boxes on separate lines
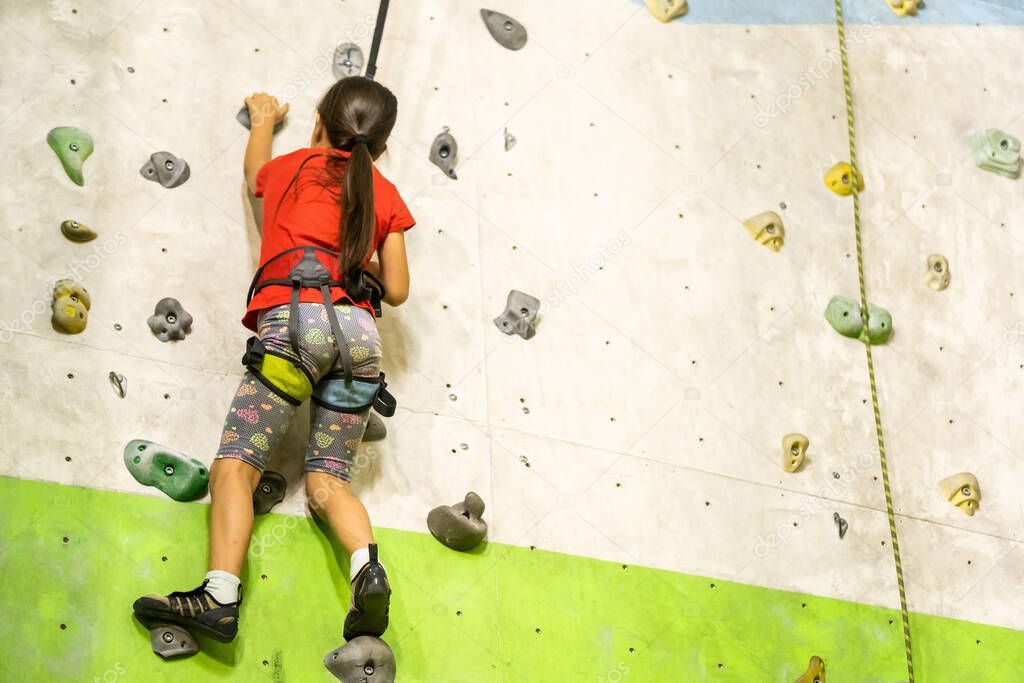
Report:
215,302,383,482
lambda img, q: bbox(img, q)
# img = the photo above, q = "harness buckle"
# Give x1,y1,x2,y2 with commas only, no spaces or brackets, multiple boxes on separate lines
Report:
289,248,332,287
241,335,265,367
346,269,386,317
373,372,397,417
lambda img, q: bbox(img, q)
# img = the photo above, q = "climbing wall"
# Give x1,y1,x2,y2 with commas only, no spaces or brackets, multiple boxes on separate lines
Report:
2,0,1023,680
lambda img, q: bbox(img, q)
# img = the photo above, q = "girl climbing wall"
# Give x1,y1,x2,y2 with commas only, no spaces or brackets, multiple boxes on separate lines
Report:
132,76,414,647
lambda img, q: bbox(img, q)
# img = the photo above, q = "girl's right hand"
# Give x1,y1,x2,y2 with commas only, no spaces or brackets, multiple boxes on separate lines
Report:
244,92,289,129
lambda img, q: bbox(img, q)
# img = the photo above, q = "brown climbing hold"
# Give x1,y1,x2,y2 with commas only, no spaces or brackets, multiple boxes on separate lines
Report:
782,434,808,473
427,492,487,551
939,472,981,516
60,219,97,242
794,655,825,683
742,211,785,252
51,278,91,334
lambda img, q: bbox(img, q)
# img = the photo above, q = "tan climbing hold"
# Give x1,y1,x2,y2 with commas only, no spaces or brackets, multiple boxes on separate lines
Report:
782,433,809,473
51,278,91,334
924,254,950,291
887,0,921,17
742,211,785,252
823,162,864,196
794,655,825,683
939,472,981,516
646,0,687,22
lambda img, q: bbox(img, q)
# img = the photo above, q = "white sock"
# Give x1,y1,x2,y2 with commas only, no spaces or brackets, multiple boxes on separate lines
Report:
349,547,382,583
204,570,241,604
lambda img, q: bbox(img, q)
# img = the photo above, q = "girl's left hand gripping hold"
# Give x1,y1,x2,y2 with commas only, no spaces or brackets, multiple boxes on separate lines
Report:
243,92,288,193
244,92,289,129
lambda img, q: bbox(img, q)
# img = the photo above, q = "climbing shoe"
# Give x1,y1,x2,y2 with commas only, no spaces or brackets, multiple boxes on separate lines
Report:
344,543,391,641
133,580,241,643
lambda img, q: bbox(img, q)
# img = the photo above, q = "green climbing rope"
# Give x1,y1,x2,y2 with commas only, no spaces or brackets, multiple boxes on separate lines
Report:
832,1,915,680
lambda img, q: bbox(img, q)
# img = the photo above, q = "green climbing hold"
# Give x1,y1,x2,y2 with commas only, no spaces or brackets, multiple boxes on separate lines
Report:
824,296,892,345
123,439,208,502
47,126,94,186
967,129,1021,179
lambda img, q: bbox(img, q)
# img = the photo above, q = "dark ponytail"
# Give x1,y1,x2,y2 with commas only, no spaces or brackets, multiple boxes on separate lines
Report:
338,137,376,275
274,77,397,276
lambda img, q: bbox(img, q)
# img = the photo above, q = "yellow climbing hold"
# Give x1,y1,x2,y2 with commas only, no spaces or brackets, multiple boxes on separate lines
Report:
794,655,825,683
645,0,687,22
887,0,920,17
939,472,981,516
782,433,809,473
823,162,864,196
742,211,785,252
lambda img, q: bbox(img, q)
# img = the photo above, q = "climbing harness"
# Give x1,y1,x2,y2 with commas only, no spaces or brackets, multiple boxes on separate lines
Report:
833,1,914,680
239,0,399,417
243,246,395,417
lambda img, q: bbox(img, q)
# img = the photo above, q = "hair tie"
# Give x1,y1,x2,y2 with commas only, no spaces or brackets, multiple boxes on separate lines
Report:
351,134,370,146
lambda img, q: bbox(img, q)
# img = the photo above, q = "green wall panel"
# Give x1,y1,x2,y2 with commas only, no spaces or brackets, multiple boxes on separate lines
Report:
0,476,1020,682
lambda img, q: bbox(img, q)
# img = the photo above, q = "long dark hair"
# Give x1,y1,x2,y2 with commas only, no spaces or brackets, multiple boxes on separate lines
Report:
275,77,397,275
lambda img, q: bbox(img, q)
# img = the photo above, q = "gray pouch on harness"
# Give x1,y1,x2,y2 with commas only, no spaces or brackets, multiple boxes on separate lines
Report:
312,373,396,416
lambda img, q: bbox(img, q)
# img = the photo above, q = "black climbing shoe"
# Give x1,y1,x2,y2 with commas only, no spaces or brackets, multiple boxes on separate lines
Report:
344,544,391,641
133,580,241,643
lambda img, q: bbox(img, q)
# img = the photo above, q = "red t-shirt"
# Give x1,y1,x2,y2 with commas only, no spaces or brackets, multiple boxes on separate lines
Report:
243,148,415,331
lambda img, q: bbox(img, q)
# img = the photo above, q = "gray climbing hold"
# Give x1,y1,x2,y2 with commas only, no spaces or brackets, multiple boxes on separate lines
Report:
109,371,127,399
363,413,387,442
429,128,458,179
504,127,517,151
60,219,97,243
427,492,487,552
148,298,193,342
834,512,848,539
146,621,199,659
140,151,190,188
236,105,284,133
253,470,286,515
324,636,396,683
480,9,528,51
333,42,364,80
494,290,540,339
47,126,94,186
